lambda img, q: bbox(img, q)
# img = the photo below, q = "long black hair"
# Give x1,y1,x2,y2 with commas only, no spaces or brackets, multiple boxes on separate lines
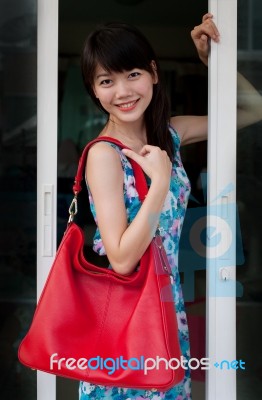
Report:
81,22,174,160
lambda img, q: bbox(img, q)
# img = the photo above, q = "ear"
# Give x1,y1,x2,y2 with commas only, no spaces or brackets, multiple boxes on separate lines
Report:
150,60,158,84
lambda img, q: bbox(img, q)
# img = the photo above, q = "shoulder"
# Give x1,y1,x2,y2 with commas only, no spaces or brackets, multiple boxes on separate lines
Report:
87,141,121,162
86,141,124,186
86,141,124,171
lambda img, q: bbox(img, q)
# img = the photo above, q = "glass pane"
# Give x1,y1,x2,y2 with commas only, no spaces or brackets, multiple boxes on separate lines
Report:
0,0,37,398
238,0,250,50
237,1,262,399
253,0,262,49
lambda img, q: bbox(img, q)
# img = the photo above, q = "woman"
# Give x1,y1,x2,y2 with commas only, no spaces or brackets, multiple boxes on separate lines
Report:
79,13,261,400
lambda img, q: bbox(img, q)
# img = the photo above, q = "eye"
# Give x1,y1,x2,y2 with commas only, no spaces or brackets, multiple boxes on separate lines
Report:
128,71,141,79
100,79,113,86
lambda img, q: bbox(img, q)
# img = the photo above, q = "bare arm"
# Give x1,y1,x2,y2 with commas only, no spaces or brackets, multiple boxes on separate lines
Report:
173,14,262,146
169,13,215,145
86,143,171,275
237,72,262,129
170,115,207,146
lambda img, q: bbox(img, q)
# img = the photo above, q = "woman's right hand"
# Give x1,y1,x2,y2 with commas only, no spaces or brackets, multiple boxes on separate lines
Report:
122,145,172,189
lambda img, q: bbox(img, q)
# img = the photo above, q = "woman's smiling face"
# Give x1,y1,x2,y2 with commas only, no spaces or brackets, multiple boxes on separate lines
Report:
93,65,158,124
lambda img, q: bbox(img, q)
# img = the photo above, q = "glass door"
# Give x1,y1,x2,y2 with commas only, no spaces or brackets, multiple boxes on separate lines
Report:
207,0,262,399
236,0,262,398
0,1,37,399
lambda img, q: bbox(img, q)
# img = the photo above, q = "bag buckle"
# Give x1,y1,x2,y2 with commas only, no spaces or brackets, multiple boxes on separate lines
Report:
68,195,78,223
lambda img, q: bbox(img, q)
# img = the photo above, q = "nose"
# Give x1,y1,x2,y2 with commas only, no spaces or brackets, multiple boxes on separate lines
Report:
115,79,132,99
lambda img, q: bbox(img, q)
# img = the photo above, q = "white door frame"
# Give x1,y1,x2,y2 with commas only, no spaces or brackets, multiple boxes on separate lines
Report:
206,0,237,399
37,0,58,399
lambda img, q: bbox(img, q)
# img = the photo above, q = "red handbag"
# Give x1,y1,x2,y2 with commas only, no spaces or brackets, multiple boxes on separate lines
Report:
18,137,185,390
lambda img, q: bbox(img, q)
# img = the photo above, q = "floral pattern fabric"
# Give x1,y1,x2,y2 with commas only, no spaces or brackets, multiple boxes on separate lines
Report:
79,126,192,400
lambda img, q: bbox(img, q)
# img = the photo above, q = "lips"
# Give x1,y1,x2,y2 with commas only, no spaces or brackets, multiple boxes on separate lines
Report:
116,99,139,111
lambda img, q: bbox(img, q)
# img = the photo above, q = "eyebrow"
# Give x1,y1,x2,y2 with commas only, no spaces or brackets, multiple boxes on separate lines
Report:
96,73,111,80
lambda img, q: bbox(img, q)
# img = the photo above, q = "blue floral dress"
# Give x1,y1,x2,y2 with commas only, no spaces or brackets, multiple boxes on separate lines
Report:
79,126,192,400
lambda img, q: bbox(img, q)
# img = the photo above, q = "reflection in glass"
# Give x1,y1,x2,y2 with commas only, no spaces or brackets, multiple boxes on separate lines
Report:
0,1,37,398
237,1,262,398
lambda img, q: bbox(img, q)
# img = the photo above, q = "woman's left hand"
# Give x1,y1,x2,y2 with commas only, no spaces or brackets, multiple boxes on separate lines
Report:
191,13,220,66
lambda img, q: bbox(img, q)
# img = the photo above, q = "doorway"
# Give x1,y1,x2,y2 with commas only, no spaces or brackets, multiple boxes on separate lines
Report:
57,0,208,399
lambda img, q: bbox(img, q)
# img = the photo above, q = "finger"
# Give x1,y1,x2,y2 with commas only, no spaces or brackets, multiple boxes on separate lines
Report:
203,16,220,38
202,13,213,22
200,34,209,44
192,25,209,42
139,145,155,156
193,23,219,42
121,148,144,164
206,20,220,38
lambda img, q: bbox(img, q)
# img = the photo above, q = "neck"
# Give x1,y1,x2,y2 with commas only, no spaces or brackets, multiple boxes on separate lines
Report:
100,118,147,150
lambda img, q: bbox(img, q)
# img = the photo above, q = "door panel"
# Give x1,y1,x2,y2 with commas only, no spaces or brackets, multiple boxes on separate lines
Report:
0,1,37,398
236,1,262,398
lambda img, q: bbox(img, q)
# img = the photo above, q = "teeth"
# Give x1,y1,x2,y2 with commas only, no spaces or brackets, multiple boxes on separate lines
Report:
118,101,136,108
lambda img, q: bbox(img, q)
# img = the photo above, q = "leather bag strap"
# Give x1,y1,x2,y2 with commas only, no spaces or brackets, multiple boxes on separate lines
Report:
72,136,149,201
